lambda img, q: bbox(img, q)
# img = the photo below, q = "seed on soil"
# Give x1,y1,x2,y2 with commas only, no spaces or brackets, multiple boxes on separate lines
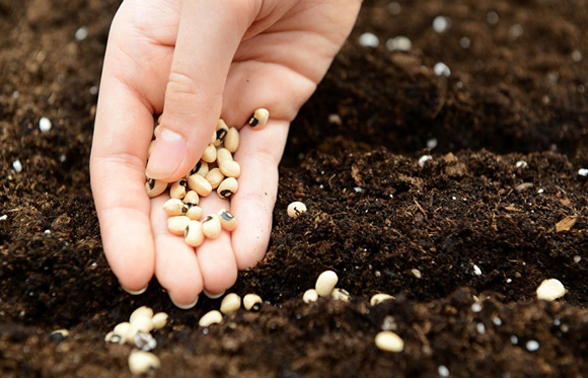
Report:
434,62,451,77
202,214,222,239
287,201,307,219
113,322,132,343
167,216,191,236
188,173,213,197
214,120,229,146
130,306,154,324
202,144,217,163
104,331,121,344
526,340,540,352
220,293,241,314
386,36,412,52
151,312,169,330
186,206,203,221
184,220,204,247
170,179,188,199
130,315,154,335
418,155,433,167
163,198,189,216
205,168,224,189
432,15,451,33
224,127,240,153
358,32,379,47
182,190,200,207
146,178,167,198
218,209,237,231
375,331,404,353
536,278,565,301
315,270,338,297
128,350,161,375
39,117,52,132
199,310,223,327
12,159,22,173
331,288,351,302
134,331,157,351
49,329,69,341
578,168,588,177
219,160,241,178
217,177,238,199
370,293,395,306
248,108,269,129
303,289,318,303
438,365,450,377
190,160,209,177
243,294,262,311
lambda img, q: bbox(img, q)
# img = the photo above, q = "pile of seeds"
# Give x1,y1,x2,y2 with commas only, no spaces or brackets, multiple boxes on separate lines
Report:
146,109,269,246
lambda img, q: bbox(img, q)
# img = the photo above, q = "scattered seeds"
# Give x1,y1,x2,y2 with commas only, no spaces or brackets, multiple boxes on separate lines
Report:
167,216,191,236
184,220,205,247
370,293,395,306
243,294,262,311
473,264,482,276
248,108,270,129
358,32,379,47
218,209,237,231
302,289,318,303
331,288,351,302
220,293,241,315
217,177,238,199
39,117,52,132
315,270,338,297
536,278,565,301
515,160,528,169
128,350,161,375
202,214,222,239
151,312,169,330
199,310,223,327
287,201,307,219
375,331,404,353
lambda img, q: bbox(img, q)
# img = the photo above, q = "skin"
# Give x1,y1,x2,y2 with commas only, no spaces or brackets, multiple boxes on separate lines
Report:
90,0,362,308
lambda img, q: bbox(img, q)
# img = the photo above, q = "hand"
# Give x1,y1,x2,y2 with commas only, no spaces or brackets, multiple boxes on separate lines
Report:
90,0,361,307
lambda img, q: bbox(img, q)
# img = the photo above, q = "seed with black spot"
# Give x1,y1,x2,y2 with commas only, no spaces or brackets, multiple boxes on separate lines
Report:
167,216,191,236
331,288,351,302
199,310,223,327
218,209,237,231
190,160,208,177
170,179,188,199
185,220,204,247
217,177,238,199
214,120,229,146
163,198,189,216
146,178,167,198
202,214,221,239
243,293,262,311
248,108,269,130
49,329,69,341
370,293,395,306
287,201,307,219
182,190,200,207
302,289,318,303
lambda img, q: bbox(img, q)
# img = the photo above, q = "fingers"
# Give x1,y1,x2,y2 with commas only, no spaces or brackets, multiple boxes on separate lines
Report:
230,120,290,269
146,0,259,181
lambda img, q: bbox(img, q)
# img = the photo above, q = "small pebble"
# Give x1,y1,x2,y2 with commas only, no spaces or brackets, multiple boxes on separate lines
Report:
432,16,451,33
128,350,161,375
370,293,395,306
202,214,222,239
525,340,540,352
315,270,338,297
302,289,318,303
130,306,154,324
509,24,524,39
220,293,241,315
151,312,169,330
243,293,262,311
12,160,22,173
39,117,52,132
471,303,482,312
287,201,307,219
358,32,379,47
217,177,238,199
375,331,404,353
434,62,451,77
331,288,351,302
248,108,270,129
218,209,237,231
536,278,565,301
199,310,223,327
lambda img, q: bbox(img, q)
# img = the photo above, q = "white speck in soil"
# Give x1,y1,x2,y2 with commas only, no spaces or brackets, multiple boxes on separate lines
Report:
59,154,66,163
571,50,583,62
411,269,422,279
525,340,539,352
476,323,486,334
473,264,482,276
75,26,88,41
492,316,502,326
510,335,518,344
418,155,433,168
487,11,499,24
0,215,7,221
358,32,379,47
537,188,544,194
578,168,588,176
459,37,471,49
12,90,19,98
387,2,401,15
438,365,450,377
89,86,98,95
432,16,451,33
39,117,52,132
426,138,438,149
12,160,22,173
354,187,363,193
573,255,582,263
515,160,527,169
509,24,524,39
561,324,569,333
506,278,512,283
471,303,482,313
386,36,412,52
434,62,451,77
451,196,457,200
44,230,51,234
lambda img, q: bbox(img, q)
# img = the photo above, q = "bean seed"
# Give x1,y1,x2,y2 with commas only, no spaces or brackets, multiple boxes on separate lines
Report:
248,108,269,129
202,214,222,239
202,144,217,163
220,293,241,315
104,331,120,344
315,270,338,297
243,293,262,311
170,179,188,199
287,201,307,218
375,331,404,353
536,278,566,301
49,329,69,341
151,312,169,330
185,220,204,247
186,206,203,221
214,120,229,146
198,310,223,327
113,322,132,343
302,289,318,303
183,190,200,207
224,127,240,153
205,168,224,189
218,209,237,231
217,177,238,199
146,178,167,198
167,216,191,236
331,288,351,302
163,198,189,216
370,293,395,306
130,306,154,324
220,160,241,178
216,148,233,164
189,160,209,177
128,350,161,375
130,316,154,335
188,173,213,197
134,331,157,351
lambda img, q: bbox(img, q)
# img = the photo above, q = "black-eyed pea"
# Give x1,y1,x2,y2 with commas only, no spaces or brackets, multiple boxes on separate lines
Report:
217,177,238,199
375,331,404,353
287,201,307,219
198,310,223,327
128,350,161,375
303,289,318,303
220,293,241,315
201,144,217,163
370,293,395,306
183,190,200,207
331,288,351,302
189,160,209,177
130,306,154,324
185,220,204,247
224,127,239,153
243,293,262,311
151,312,169,330
167,216,191,236
205,168,224,189
219,160,241,178
216,148,233,164
163,198,189,216
315,270,338,297
186,206,203,221
49,329,69,341
214,119,229,146
146,178,167,198
130,316,154,335
104,331,120,344
202,214,221,239
218,209,237,231
170,178,188,199
188,174,213,197
248,108,269,129
113,322,133,344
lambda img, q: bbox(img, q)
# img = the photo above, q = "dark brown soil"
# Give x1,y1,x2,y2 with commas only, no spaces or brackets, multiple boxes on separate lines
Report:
1,0,587,377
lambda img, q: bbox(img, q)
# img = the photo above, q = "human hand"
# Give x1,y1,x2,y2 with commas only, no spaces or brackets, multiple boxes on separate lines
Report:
90,0,362,307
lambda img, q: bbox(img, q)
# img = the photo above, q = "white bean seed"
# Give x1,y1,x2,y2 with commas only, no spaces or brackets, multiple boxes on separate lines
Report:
113,322,132,343
170,179,188,199
218,209,237,231
163,198,189,216
190,160,209,177
216,148,233,164
331,288,351,302
214,120,229,146
146,178,167,198
185,220,204,247
220,160,241,178
130,306,154,324
536,278,566,301
199,310,223,327
186,206,203,221
224,127,240,153
104,331,120,343
151,312,169,330
188,174,213,197
217,177,238,199
302,289,318,303
202,214,222,239
130,315,154,335
182,190,200,207
220,293,241,315
375,331,404,353
205,168,224,189
167,216,191,236
315,270,338,297
243,293,262,311
128,350,161,375
287,201,307,218
248,108,269,129
370,293,395,306
39,117,52,132
202,144,217,163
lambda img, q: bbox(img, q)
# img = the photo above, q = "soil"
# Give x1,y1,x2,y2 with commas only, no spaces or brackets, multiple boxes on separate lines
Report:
1,0,587,377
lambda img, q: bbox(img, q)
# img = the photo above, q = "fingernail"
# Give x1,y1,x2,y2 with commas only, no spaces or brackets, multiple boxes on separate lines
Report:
122,284,148,295
203,289,225,299
170,294,199,310
146,129,186,179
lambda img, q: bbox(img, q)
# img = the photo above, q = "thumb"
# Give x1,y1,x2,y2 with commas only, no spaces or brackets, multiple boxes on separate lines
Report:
146,0,257,181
